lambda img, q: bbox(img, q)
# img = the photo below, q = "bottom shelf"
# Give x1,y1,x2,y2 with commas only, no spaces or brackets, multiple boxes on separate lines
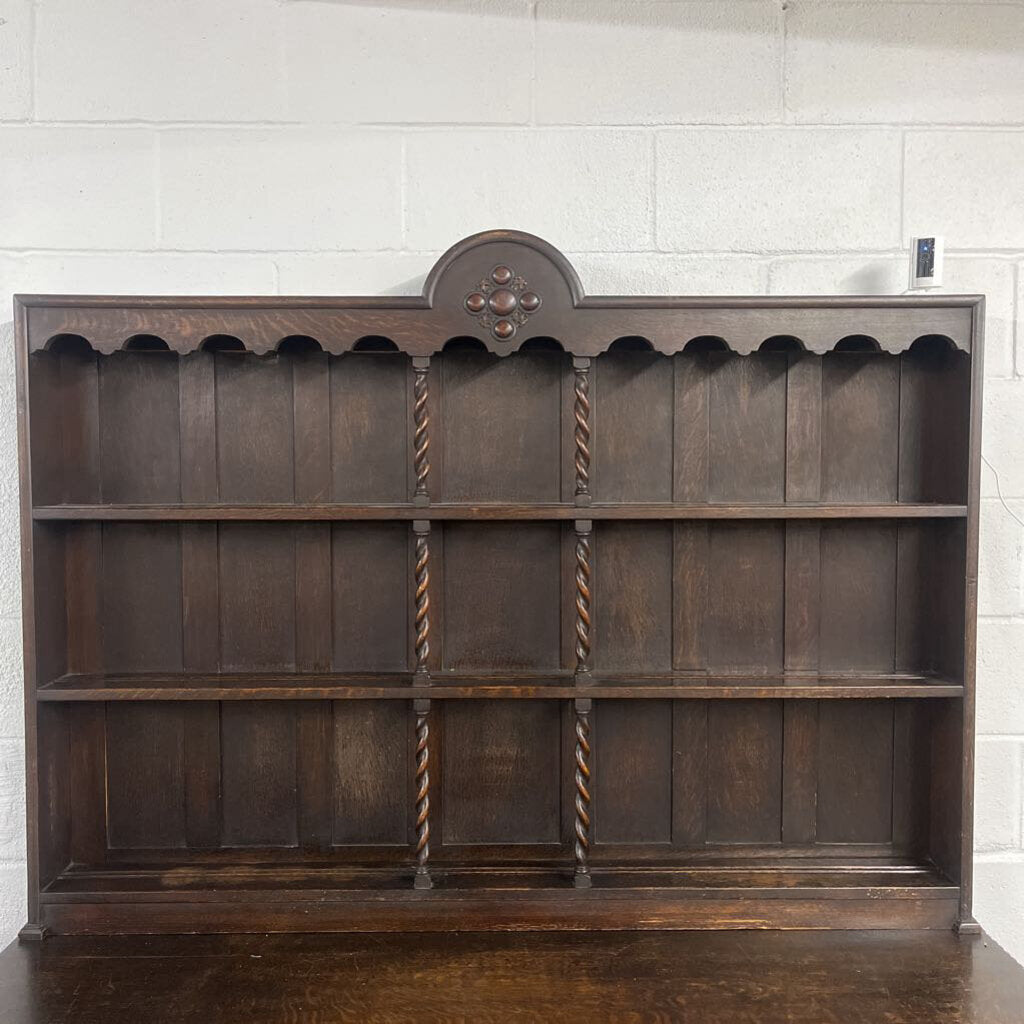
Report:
38,859,959,934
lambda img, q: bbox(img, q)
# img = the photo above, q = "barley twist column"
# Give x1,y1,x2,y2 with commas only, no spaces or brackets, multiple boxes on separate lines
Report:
574,697,593,888
573,357,592,506
412,356,430,506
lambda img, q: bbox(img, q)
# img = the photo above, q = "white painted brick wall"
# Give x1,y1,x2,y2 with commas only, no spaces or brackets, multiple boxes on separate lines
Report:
1,0,1023,963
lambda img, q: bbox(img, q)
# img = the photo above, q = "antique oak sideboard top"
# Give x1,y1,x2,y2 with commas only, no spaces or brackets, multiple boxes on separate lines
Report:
13,229,983,938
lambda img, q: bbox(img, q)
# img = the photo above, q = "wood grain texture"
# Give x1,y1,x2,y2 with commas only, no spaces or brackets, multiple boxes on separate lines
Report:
3,930,1023,1024
13,232,983,938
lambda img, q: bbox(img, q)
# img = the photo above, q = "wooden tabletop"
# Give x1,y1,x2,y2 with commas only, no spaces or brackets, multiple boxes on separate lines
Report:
0,929,1022,1023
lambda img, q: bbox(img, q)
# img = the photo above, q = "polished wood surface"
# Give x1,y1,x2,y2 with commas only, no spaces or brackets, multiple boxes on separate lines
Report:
14,230,984,936
1,930,1022,1023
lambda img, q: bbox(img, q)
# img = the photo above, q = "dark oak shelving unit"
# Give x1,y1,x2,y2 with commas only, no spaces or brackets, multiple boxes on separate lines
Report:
15,229,983,937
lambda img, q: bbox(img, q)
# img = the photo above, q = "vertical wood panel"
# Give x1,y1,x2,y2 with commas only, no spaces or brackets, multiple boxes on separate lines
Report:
816,701,894,844
707,524,785,673
596,523,672,673
333,702,407,845
178,352,218,502
69,704,106,866
59,349,100,503
784,523,821,673
65,524,101,675
708,354,787,502
217,354,294,502
595,701,672,844
441,348,563,502
672,701,708,846
707,701,783,845
782,702,818,845
898,347,971,504
106,704,186,849
819,523,897,672
101,524,183,672
293,352,331,504
221,704,298,847
442,701,560,845
821,354,899,502
672,523,708,672
219,524,296,671
99,352,181,503
183,702,221,850
181,522,221,848
892,700,929,856
443,524,561,671
673,355,710,502
594,349,672,501
36,704,70,887
330,353,408,502
332,523,407,672
785,353,822,502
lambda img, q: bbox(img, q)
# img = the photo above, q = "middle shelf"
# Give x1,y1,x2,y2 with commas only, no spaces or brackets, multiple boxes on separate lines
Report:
36,671,964,702
32,503,969,522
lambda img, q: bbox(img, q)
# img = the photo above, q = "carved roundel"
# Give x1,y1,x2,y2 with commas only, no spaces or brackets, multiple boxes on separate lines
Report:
464,266,542,341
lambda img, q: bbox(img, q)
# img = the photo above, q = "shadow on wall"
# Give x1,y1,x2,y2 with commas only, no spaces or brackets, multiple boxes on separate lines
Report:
275,0,1021,53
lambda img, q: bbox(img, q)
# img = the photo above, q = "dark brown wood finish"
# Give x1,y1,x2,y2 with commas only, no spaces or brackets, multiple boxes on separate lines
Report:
2,931,1024,1024
13,230,983,938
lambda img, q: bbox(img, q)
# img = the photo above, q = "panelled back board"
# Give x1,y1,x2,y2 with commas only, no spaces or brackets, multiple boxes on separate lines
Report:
14,230,983,936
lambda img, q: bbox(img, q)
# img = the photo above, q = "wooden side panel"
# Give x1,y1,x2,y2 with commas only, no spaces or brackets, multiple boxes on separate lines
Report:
216,354,294,502
442,701,561,845
100,524,183,672
333,702,407,845
821,354,900,502
594,349,673,501
330,353,407,502
98,352,181,503
595,701,672,844
440,348,563,502
442,524,561,671
219,524,296,671
819,523,897,672
706,524,785,673
106,704,186,849
708,354,787,502
816,701,894,844
331,523,408,672
707,701,783,845
221,704,298,848
595,523,672,673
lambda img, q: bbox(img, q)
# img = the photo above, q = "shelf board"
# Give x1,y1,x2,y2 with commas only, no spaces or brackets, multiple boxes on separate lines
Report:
36,671,964,702
32,502,970,522
41,859,955,902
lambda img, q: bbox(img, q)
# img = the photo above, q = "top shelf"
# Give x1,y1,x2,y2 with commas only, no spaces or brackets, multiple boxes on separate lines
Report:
31,503,970,522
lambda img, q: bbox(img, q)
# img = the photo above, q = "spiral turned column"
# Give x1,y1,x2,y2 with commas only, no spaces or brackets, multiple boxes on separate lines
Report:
411,518,432,889
412,356,430,506
574,697,593,888
574,519,592,683
413,520,431,681
413,697,432,890
573,357,592,506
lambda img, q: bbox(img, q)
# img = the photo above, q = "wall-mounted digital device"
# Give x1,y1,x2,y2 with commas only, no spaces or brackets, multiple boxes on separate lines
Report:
909,235,944,289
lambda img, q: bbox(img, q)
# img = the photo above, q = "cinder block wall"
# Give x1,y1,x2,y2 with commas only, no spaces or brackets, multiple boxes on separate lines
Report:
1,0,1022,957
